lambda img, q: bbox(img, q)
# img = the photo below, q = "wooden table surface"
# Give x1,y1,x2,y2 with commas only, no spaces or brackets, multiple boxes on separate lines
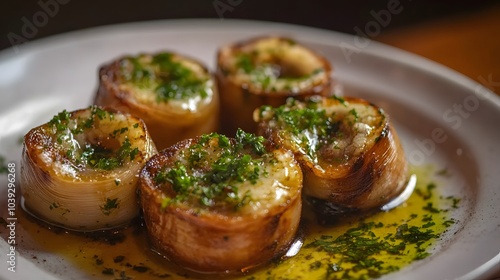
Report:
377,3,500,96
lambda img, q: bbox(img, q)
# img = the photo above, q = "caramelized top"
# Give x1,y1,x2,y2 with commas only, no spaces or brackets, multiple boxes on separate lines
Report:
25,106,151,181
142,129,302,216
218,37,331,93
255,96,387,173
118,52,215,112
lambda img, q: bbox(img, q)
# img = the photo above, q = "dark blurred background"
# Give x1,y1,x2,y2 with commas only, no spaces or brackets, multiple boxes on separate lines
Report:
0,0,497,50
1,0,499,93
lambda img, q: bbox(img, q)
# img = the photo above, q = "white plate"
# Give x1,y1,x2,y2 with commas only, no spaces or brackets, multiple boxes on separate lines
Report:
0,19,499,280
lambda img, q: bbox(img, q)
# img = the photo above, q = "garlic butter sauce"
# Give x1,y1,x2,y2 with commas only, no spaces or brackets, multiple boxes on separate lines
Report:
5,165,459,280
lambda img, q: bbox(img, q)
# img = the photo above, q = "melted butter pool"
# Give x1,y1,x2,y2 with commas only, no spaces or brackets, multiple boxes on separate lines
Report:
9,165,459,280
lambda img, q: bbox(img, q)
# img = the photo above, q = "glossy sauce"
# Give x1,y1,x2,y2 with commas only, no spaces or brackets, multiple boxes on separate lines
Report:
7,165,458,280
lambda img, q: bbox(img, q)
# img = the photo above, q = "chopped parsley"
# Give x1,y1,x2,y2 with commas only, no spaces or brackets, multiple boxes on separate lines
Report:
256,96,382,164
47,106,141,172
244,63,321,91
101,198,119,215
306,220,440,278
333,95,347,106
236,53,253,73
258,98,340,162
48,106,109,135
235,128,266,155
80,145,120,171
349,108,359,123
112,127,128,136
232,40,326,91
296,176,459,279
78,138,139,171
415,182,436,200
446,196,461,209
48,110,72,132
270,98,333,136
154,129,269,210
422,202,441,214
120,52,210,102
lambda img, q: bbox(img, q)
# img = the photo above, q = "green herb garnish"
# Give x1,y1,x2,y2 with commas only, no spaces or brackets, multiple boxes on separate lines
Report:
155,129,269,210
48,107,140,171
236,53,253,73
307,220,440,278
48,110,71,132
101,198,119,215
49,106,110,135
121,53,210,102
422,202,441,214
79,138,139,171
259,98,338,162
